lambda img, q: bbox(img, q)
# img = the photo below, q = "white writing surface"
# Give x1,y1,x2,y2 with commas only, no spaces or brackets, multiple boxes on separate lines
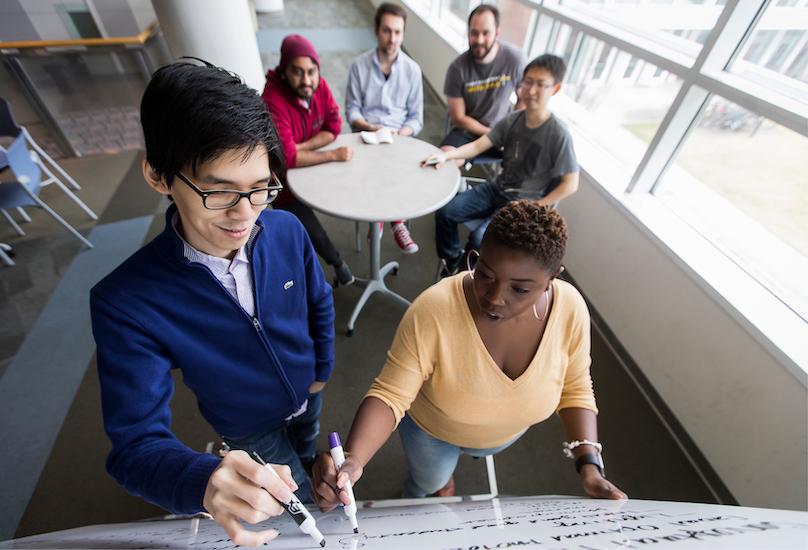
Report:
3,496,807,549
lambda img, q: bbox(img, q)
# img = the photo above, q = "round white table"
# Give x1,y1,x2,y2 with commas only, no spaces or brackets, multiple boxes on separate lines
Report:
287,133,460,335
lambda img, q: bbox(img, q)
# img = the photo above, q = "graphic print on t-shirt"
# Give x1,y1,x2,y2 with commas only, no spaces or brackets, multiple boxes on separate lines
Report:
465,74,512,94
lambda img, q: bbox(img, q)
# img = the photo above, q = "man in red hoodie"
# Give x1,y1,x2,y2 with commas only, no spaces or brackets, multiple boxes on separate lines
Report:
262,34,355,286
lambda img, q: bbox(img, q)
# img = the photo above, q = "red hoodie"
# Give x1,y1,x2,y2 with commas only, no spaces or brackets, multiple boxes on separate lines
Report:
262,69,342,171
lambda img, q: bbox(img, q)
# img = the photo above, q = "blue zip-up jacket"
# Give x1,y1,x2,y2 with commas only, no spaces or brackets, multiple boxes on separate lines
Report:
90,205,334,514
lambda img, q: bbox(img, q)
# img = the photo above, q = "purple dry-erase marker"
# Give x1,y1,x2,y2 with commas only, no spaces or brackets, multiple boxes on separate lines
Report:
329,432,359,533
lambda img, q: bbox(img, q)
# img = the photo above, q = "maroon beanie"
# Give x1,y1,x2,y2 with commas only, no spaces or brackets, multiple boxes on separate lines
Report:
277,34,320,73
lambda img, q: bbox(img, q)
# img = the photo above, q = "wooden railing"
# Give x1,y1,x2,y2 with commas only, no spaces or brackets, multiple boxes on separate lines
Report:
0,22,158,51
0,22,160,156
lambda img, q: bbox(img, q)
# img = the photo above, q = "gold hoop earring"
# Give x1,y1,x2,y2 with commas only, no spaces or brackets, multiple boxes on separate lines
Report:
533,289,549,321
466,249,480,279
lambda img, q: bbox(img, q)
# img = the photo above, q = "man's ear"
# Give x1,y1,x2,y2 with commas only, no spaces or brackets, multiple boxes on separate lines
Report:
551,82,562,96
142,159,171,197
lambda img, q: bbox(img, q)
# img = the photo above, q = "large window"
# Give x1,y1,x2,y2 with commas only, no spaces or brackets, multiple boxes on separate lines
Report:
553,0,724,60
545,29,683,174
730,2,808,104
656,94,808,317
405,0,808,321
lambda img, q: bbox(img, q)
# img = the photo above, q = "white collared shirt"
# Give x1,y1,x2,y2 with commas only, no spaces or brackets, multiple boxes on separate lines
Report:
173,214,257,317
345,48,424,134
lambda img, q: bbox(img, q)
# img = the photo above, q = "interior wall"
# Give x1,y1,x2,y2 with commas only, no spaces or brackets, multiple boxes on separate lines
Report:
398,5,458,96
562,176,807,511
389,0,808,511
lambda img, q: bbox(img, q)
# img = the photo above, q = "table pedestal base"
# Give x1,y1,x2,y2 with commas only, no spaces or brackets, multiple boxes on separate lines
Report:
346,222,411,335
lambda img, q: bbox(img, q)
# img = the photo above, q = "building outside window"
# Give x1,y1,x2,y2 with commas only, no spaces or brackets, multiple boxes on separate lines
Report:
404,0,808,323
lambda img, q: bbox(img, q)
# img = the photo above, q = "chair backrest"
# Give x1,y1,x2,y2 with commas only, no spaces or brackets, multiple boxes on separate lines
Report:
6,133,42,194
0,97,22,139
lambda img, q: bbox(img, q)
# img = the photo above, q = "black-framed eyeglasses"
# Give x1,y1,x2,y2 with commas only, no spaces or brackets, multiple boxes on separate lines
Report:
174,171,283,210
519,79,556,90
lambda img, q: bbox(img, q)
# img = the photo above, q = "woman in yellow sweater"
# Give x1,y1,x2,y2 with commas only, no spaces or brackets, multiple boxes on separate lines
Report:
313,201,626,506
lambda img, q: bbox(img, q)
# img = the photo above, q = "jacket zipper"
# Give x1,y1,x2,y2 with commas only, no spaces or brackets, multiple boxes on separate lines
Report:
183,228,301,410
245,228,302,408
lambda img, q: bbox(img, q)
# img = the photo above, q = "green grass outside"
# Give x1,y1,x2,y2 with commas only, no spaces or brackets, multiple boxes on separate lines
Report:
623,122,808,258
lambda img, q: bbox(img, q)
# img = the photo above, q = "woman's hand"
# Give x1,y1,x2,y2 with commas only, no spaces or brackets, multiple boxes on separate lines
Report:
312,452,364,512
580,465,627,499
420,153,447,168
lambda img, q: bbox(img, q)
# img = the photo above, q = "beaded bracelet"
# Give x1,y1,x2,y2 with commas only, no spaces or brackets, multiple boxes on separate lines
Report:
562,439,602,459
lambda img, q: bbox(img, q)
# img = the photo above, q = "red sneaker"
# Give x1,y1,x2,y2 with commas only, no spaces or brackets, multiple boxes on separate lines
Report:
392,222,419,254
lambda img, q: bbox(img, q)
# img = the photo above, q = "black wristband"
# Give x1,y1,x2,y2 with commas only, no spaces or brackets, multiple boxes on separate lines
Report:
574,452,605,478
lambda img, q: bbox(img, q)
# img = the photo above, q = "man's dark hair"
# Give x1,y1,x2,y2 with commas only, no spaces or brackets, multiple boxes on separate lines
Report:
140,58,284,186
483,201,567,275
524,54,567,84
468,3,500,28
374,2,407,30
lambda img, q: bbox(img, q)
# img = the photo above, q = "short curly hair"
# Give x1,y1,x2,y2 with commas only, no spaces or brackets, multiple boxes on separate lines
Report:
482,200,567,274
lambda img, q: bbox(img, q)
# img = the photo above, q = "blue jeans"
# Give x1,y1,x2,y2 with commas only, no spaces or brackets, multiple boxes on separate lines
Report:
222,392,322,503
397,414,523,497
434,181,511,260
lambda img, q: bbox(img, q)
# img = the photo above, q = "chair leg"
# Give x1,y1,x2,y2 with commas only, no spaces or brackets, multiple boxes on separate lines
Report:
16,206,32,222
25,130,81,190
36,159,97,220
354,221,361,253
51,178,98,220
0,243,14,267
480,162,501,180
1,209,25,236
29,195,93,249
485,455,498,497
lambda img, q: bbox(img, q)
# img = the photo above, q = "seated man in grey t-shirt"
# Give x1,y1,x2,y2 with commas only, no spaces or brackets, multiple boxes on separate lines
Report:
424,54,579,275
440,4,526,162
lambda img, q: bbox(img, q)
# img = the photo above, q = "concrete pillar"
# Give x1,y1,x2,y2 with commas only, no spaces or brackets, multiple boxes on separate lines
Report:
255,0,284,12
150,0,265,91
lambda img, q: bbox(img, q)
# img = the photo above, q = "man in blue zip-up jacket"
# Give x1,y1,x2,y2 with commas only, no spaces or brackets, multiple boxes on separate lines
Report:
90,59,335,547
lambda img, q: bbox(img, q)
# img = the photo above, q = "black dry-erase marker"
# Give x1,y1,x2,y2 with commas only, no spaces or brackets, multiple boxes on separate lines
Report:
253,452,325,547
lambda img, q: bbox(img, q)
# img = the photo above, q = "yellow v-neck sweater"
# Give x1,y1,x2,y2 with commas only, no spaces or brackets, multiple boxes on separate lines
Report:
366,273,597,449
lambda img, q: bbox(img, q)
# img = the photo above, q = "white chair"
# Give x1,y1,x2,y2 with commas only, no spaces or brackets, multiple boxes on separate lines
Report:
0,243,14,267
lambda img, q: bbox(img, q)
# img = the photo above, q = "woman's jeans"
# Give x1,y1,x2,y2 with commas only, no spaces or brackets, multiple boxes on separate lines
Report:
397,413,524,497
222,392,322,503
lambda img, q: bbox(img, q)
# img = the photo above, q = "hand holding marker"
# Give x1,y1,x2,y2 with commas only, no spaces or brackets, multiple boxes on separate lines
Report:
329,432,360,533
252,452,326,547
421,153,447,166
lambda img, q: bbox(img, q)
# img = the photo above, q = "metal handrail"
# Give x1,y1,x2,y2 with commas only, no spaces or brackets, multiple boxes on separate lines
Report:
0,22,158,51
0,22,160,157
